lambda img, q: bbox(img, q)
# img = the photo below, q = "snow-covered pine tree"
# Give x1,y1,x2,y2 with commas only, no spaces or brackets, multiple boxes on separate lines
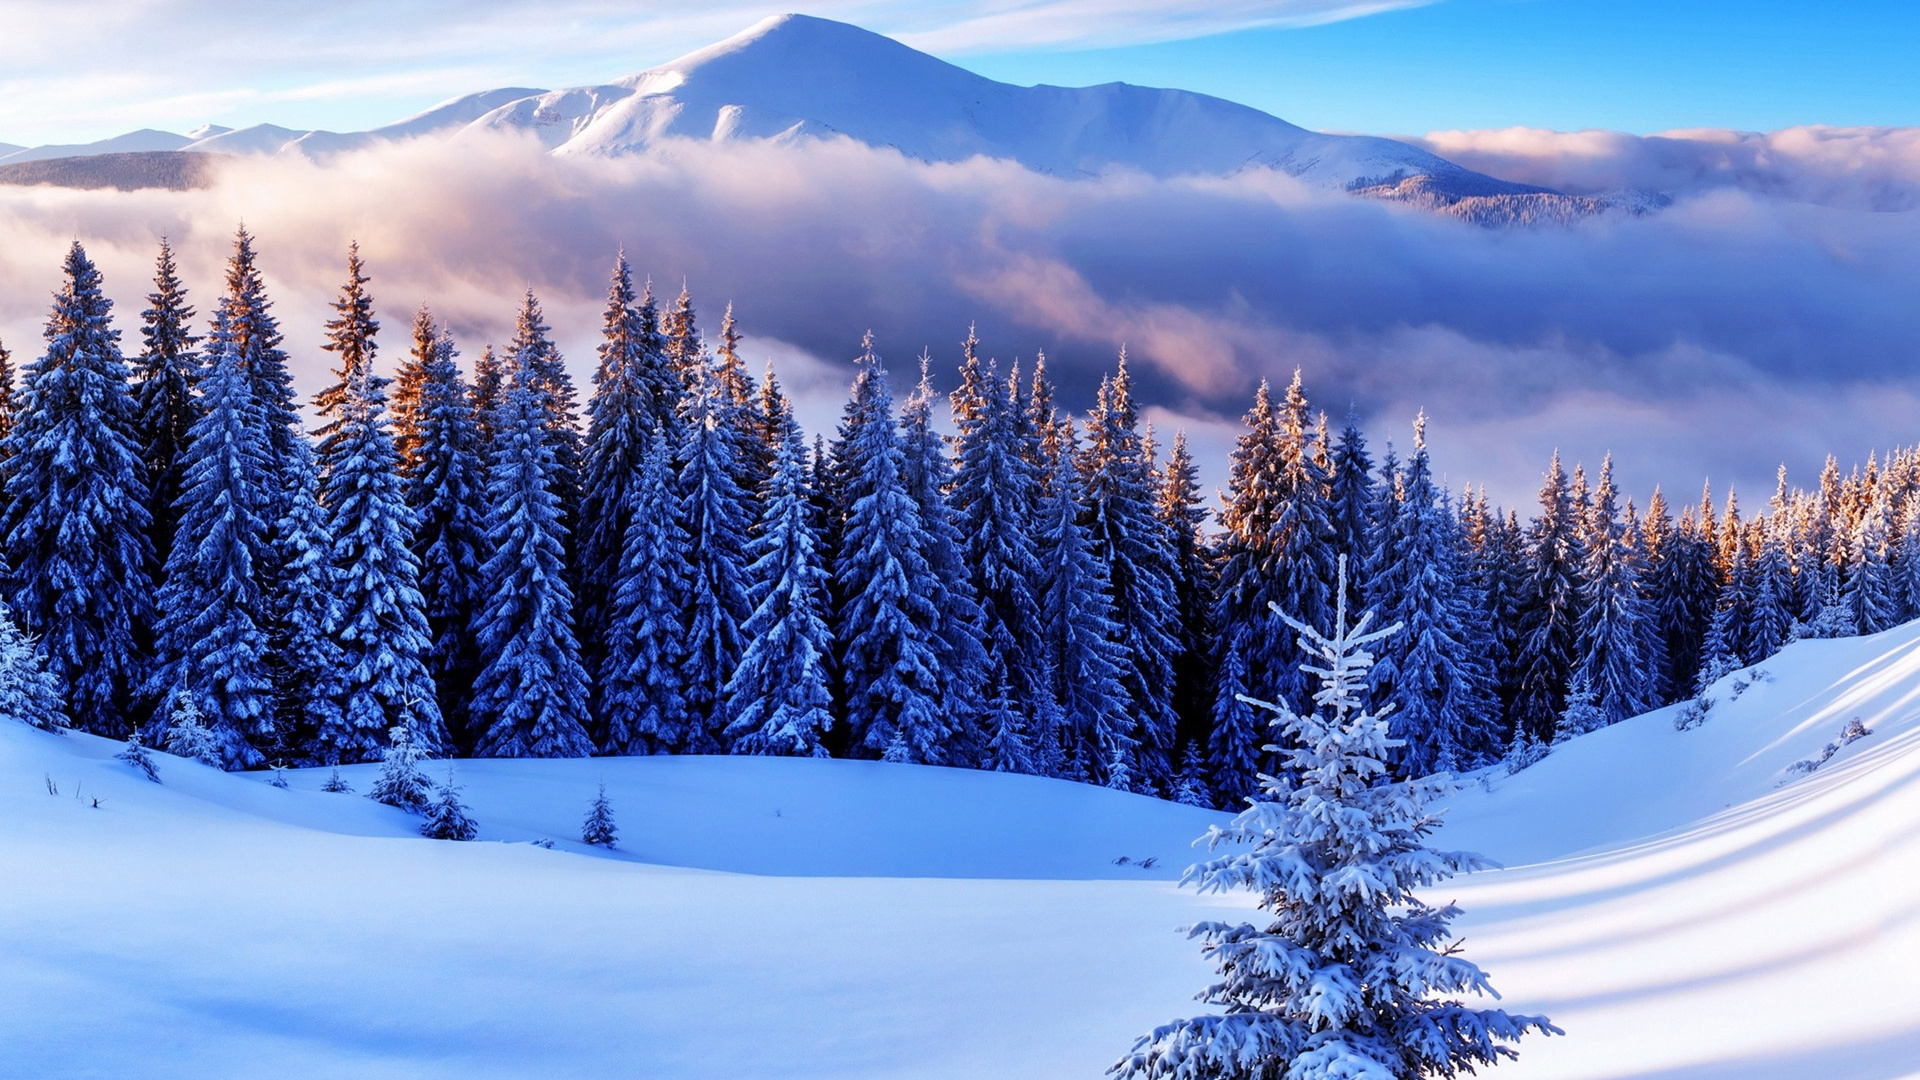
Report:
119,732,160,782
389,307,435,477
507,290,584,540
581,783,618,846
1158,431,1216,756
899,358,990,761
217,228,303,503
1327,410,1377,614
470,367,594,759
948,337,1049,759
0,598,67,732
321,362,447,760
1079,354,1182,791
369,724,433,813
405,320,487,751
1369,415,1499,775
1171,741,1213,809
1746,521,1794,660
1036,421,1132,783
1574,456,1657,728
313,243,379,441
677,359,755,753
271,439,348,764
600,437,692,754
663,282,701,389
1556,671,1606,742
149,331,275,769
1843,487,1899,634
1513,451,1586,744
833,335,947,762
161,691,222,767
2,241,153,737
1206,626,1262,805
577,253,654,690
470,344,505,450
132,237,202,579
981,651,1036,774
1114,557,1558,1079
725,400,835,757
419,769,479,840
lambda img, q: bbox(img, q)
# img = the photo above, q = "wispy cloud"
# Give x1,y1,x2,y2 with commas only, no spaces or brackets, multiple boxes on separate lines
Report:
0,130,1914,509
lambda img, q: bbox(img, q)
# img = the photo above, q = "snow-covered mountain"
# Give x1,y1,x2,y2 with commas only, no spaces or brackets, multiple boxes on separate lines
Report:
0,14,1561,206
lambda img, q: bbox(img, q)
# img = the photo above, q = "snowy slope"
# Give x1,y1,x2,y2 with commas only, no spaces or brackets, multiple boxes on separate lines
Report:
0,128,191,165
0,16,1549,202
7,623,1920,1077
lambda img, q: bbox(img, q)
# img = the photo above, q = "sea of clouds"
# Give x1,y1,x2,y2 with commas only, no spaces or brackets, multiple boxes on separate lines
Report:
0,125,1915,509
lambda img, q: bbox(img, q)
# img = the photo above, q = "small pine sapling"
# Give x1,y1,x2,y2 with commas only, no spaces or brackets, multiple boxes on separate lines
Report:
118,733,160,782
268,763,290,789
162,692,222,766
369,724,434,813
321,767,353,793
1105,747,1134,793
1555,673,1606,743
0,601,68,733
1172,743,1213,809
420,768,479,841
581,782,619,847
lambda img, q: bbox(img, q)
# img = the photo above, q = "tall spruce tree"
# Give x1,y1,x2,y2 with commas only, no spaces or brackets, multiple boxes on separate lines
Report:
1574,457,1657,728
834,336,947,761
578,253,653,687
2,242,153,736
132,238,202,579
1158,430,1215,756
321,363,447,761
676,359,755,752
1513,451,1585,743
507,290,584,539
272,440,347,764
149,336,274,769
725,400,835,756
1037,423,1132,781
314,242,378,439
470,367,594,759
1079,354,1181,791
600,437,692,754
405,320,487,751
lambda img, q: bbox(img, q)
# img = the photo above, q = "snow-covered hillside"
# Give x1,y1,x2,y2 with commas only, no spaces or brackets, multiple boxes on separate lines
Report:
0,15,1547,202
7,621,1920,1077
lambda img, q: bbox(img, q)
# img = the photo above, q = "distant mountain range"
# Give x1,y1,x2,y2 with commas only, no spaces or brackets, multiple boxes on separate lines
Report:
0,14,1659,222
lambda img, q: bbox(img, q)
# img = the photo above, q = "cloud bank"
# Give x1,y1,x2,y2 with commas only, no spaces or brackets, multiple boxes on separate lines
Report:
0,130,1914,510
1412,125,1920,212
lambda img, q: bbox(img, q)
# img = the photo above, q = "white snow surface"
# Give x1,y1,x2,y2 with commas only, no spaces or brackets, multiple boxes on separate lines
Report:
7,620,1920,1077
0,15,1542,197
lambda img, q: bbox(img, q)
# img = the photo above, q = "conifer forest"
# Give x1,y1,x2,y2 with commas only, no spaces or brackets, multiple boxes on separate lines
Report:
3,230,1902,810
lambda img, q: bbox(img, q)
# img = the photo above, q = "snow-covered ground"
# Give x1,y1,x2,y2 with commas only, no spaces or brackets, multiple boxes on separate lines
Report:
6,622,1920,1078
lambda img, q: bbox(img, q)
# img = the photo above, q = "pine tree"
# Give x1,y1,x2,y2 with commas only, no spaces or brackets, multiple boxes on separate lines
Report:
948,338,1047,757
217,228,302,498
1513,451,1585,743
0,599,67,733
405,320,486,751
470,368,594,759
507,290,584,539
1114,558,1558,1079
149,333,274,769
1079,354,1182,790
369,724,433,813
119,732,160,782
581,783,619,846
1171,742,1213,809
420,769,479,840
1159,432,1215,755
725,402,834,757
321,363,447,760
1036,425,1132,782
2,242,153,737
1327,410,1377,613
663,282,701,388
161,691,222,767
1369,416,1499,775
578,253,654,687
834,336,946,761
600,437,692,754
390,307,436,478
313,242,379,439
1843,487,1899,634
132,238,202,579
272,440,347,764
470,345,506,450
321,768,352,793
899,359,990,762
1574,456,1657,728
677,361,755,752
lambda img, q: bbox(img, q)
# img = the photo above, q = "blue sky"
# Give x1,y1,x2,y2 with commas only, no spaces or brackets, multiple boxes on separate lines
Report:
1,1,1912,147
